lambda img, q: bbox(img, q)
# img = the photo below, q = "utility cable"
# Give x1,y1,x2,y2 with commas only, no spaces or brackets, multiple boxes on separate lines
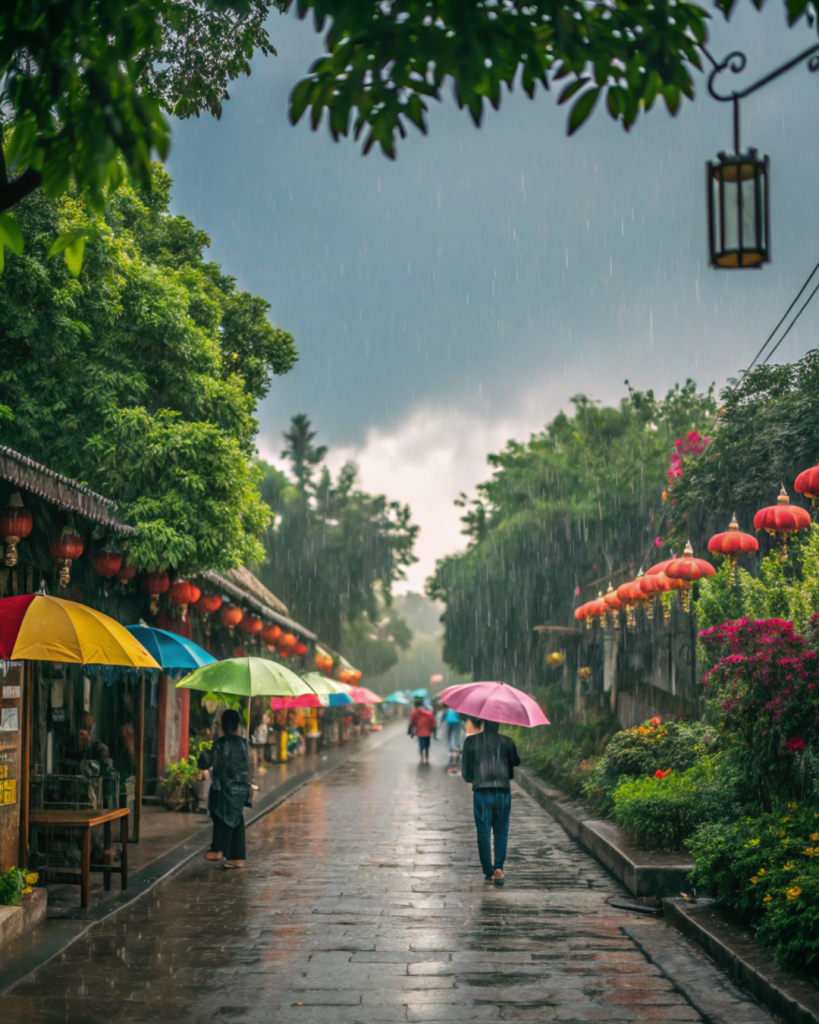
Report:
761,275,819,366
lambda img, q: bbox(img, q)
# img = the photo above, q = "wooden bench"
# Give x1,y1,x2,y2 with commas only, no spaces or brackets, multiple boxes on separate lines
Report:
29,807,129,909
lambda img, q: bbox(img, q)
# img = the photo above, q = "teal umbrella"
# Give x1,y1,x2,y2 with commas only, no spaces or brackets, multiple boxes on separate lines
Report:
385,691,410,704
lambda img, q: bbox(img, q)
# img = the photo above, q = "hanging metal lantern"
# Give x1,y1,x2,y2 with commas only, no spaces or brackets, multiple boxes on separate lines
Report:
707,149,769,269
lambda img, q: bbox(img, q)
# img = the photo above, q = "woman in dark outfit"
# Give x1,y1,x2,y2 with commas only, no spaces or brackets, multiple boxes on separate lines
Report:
204,709,251,868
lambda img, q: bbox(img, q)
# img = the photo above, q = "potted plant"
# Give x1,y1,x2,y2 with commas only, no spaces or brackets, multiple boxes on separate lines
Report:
159,755,201,811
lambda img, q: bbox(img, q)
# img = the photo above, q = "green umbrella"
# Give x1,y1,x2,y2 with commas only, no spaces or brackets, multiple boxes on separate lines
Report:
177,657,317,698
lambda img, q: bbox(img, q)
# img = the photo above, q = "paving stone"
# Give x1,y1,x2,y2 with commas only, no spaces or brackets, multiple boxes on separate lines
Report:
2,731,777,1023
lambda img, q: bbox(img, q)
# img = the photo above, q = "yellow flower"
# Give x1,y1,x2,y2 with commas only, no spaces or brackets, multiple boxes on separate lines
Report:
775,829,786,838
783,861,795,870
811,833,819,842
748,838,760,847
24,872,38,885
788,802,798,812
780,816,791,824
781,838,791,848
786,886,802,900
750,876,759,884
758,868,766,875
763,894,773,903
804,848,818,858
21,886,32,896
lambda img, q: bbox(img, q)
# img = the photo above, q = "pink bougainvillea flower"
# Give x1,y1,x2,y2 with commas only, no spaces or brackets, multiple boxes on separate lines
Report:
785,736,806,754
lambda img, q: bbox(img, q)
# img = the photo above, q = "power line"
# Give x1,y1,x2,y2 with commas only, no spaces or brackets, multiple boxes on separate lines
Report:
762,276,819,366
737,258,819,386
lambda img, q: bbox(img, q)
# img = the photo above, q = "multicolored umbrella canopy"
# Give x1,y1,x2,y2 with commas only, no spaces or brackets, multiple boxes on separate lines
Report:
271,674,354,710
0,594,159,669
339,682,383,704
439,681,549,727
176,657,316,698
126,625,216,672
384,691,410,704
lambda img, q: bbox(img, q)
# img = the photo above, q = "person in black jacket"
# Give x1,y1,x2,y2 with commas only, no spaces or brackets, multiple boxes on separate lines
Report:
204,709,251,868
461,717,521,884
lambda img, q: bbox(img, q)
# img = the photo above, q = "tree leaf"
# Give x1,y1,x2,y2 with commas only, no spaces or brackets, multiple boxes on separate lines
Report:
567,87,601,135
65,238,85,278
0,213,24,273
558,77,590,106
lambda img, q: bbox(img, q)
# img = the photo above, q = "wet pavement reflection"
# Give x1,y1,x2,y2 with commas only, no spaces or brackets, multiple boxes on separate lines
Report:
5,730,704,1023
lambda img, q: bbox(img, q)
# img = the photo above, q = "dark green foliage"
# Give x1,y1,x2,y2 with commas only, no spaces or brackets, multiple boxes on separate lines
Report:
0,166,296,571
688,803,819,972
428,383,716,685
512,717,612,801
289,0,814,157
671,351,819,556
612,755,738,851
583,718,719,815
0,0,284,217
257,416,418,654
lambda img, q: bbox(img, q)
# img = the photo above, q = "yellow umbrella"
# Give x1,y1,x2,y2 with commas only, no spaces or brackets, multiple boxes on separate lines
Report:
0,594,160,668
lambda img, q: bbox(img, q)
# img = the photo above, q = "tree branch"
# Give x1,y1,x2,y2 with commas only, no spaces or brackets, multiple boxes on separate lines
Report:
0,168,42,214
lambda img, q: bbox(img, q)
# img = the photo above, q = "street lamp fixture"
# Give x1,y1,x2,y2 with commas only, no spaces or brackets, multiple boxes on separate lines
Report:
705,44,819,269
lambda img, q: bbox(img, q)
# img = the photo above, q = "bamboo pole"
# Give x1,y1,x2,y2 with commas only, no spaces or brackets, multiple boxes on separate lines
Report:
134,670,145,843
18,661,33,868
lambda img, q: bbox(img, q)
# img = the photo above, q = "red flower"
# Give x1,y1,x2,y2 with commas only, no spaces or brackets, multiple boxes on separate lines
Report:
650,716,661,727
654,769,671,779
785,736,806,754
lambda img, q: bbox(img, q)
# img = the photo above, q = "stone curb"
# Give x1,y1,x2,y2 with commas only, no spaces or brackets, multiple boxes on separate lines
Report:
0,889,46,950
0,728,394,996
515,767,693,897
663,897,819,1024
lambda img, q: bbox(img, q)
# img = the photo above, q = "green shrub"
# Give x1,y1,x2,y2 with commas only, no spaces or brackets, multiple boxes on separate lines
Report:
583,718,719,815
0,867,38,906
688,801,819,972
612,756,737,851
512,718,611,800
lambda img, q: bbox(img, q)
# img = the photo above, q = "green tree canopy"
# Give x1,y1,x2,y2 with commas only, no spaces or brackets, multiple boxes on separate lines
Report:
427,382,716,684
257,415,418,652
0,0,284,216
670,350,819,556
289,0,816,157
0,163,296,572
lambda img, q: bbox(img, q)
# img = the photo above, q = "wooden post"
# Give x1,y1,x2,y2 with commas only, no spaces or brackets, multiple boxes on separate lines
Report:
18,660,33,869
134,671,145,843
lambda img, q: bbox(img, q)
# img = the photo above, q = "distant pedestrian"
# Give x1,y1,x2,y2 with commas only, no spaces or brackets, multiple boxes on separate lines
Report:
444,707,462,752
409,697,437,764
461,717,521,884
205,709,252,869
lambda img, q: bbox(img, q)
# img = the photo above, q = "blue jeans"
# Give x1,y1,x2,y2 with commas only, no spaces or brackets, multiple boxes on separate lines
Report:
473,788,512,877
418,736,431,757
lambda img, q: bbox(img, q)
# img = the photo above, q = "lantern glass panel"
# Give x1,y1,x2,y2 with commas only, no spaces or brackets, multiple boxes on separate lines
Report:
708,150,769,269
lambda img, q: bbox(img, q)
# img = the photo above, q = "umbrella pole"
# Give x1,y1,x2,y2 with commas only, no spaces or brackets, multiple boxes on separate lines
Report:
134,670,145,843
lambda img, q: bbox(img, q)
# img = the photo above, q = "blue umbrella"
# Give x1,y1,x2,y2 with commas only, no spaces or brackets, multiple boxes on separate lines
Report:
384,691,410,704
126,626,217,672
411,687,428,698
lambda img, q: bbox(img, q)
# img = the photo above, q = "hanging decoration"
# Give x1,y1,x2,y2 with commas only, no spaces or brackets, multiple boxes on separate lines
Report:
707,514,759,582
639,568,671,620
664,541,716,611
0,493,33,568
573,602,594,629
545,651,564,667
603,583,622,629
239,613,263,636
220,603,243,633
261,623,282,646
143,571,170,613
794,463,819,518
117,562,137,585
168,579,197,618
93,548,123,579
753,485,811,561
294,642,308,657
194,593,223,615
50,529,84,587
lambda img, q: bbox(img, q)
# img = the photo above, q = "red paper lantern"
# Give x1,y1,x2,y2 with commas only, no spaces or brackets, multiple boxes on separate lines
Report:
143,570,170,612
117,563,137,584
708,514,758,582
754,486,811,537
0,494,33,567
279,632,297,650
169,579,195,608
294,642,308,657
339,669,354,683
795,464,819,500
93,549,123,579
351,670,362,683
239,613,262,636
188,583,201,605
194,594,223,614
603,583,622,627
664,541,715,610
50,529,84,587
221,604,243,629
277,646,290,658
261,623,282,645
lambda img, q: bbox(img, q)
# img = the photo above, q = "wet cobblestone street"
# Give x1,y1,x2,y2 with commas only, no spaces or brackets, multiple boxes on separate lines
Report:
3,729,767,1023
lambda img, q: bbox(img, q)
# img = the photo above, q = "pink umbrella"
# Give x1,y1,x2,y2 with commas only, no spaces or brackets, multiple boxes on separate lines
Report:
439,681,549,727
347,684,383,704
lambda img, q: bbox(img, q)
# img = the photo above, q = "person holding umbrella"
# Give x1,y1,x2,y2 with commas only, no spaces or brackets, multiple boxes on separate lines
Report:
408,697,437,764
205,709,251,868
440,681,548,885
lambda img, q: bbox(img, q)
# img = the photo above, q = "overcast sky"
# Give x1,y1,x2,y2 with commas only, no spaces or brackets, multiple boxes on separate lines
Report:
167,4,819,592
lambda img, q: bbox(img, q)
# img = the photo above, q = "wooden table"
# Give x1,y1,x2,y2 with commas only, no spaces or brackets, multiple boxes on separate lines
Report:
29,807,129,909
